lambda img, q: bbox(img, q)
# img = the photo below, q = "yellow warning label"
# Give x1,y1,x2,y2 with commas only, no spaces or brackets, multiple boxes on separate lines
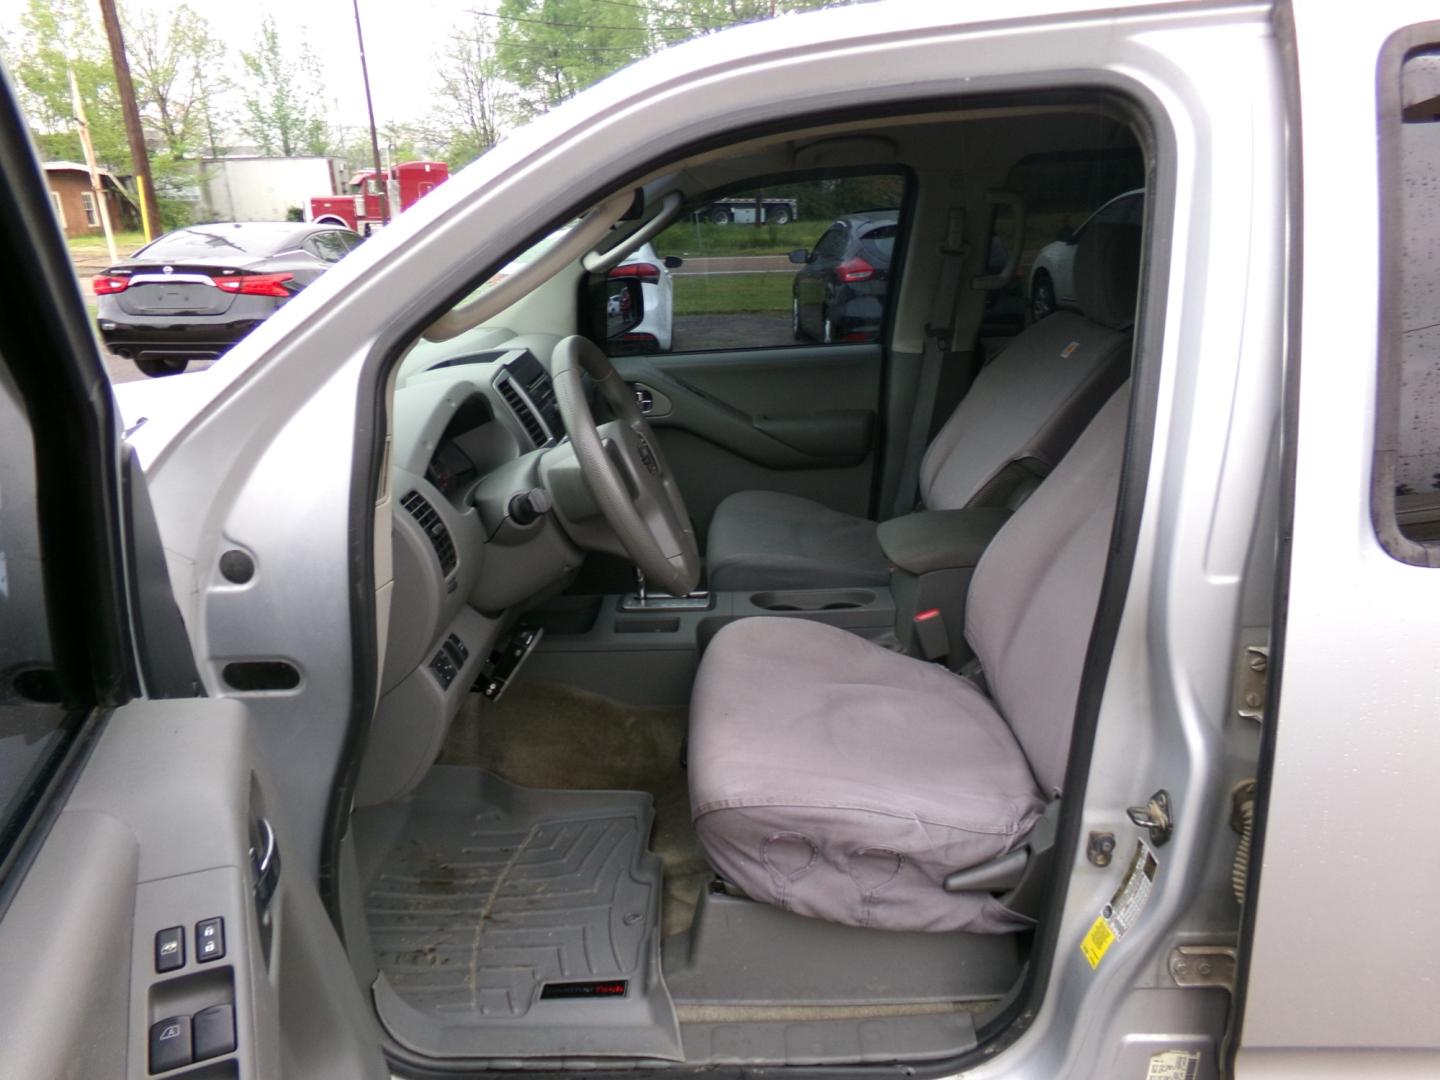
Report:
1081,915,1115,969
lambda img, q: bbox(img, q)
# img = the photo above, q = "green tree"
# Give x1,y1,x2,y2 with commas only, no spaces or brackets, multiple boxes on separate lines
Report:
430,12,507,168
7,0,129,171
495,0,650,121
125,4,228,160
238,16,330,157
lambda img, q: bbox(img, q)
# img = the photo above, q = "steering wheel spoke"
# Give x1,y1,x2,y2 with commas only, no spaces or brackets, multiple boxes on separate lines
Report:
544,336,701,596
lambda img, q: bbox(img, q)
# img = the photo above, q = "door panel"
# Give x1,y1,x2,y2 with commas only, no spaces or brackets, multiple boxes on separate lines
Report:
0,700,387,1079
613,344,883,537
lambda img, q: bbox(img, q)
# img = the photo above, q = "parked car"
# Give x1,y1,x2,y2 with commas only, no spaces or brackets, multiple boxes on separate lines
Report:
1028,188,1144,321
94,221,363,376
789,209,898,342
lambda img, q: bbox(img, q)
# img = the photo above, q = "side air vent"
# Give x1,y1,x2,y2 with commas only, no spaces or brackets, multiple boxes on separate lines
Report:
496,374,548,447
401,490,457,576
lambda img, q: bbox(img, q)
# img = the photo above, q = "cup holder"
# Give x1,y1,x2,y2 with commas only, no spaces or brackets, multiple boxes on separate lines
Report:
749,589,877,612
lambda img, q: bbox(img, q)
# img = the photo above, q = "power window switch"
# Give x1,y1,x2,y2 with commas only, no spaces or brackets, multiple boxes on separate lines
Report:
192,1003,237,1062
154,926,185,973
196,917,225,963
149,1015,192,1073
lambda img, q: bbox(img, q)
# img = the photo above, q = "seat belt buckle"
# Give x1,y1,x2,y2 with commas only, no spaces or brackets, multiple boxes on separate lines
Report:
912,608,950,661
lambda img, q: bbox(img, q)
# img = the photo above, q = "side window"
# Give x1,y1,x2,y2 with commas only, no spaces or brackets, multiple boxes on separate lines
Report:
979,149,1146,345
306,231,349,263
0,360,74,874
1376,41,1440,555
607,172,907,354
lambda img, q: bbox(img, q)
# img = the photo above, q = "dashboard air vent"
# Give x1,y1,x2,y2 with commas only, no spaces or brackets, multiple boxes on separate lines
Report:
400,490,457,576
496,375,548,447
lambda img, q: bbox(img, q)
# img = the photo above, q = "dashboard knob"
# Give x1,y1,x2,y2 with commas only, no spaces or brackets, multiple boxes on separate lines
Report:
508,488,553,525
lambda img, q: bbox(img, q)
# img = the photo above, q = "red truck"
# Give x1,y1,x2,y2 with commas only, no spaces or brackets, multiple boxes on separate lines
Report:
308,160,449,233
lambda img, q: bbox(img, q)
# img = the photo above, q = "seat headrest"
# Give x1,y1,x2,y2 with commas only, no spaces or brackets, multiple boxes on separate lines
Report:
1074,221,1141,330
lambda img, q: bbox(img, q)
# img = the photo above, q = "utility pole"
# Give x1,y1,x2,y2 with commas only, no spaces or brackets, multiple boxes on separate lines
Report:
70,68,118,263
352,0,390,225
98,0,161,240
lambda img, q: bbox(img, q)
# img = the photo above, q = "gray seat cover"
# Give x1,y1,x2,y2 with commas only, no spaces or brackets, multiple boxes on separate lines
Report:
689,386,1129,932
705,490,891,592
704,221,1139,593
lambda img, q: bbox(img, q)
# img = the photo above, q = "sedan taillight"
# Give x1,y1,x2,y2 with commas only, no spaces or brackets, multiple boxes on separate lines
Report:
212,272,295,297
609,262,660,282
835,256,875,284
92,274,130,295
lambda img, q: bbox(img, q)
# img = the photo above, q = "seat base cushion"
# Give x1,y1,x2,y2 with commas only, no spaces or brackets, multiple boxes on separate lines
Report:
705,490,889,593
689,618,1044,933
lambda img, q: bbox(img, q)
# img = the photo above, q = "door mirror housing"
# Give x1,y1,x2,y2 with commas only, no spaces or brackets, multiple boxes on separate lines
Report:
789,248,809,264
663,255,684,269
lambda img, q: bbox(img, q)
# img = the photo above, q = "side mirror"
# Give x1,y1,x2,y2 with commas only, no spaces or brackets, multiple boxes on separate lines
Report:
604,277,645,340
1057,225,1076,243
663,255,683,270
789,248,809,264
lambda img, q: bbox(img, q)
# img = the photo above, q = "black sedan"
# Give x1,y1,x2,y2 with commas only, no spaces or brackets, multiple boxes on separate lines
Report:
94,221,363,376
789,209,898,344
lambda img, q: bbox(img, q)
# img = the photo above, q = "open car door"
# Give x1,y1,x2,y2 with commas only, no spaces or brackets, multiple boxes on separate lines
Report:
0,71,386,1079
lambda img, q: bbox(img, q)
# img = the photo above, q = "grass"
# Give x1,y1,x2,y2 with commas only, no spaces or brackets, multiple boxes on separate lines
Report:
657,220,821,258
66,229,149,256
673,271,792,316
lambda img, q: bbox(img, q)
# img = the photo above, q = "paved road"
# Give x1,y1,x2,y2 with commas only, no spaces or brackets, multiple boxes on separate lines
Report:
103,351,217,384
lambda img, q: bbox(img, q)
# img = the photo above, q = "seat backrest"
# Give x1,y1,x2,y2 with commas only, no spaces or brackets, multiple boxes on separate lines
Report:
963,383,1130,796
917,221,1140,512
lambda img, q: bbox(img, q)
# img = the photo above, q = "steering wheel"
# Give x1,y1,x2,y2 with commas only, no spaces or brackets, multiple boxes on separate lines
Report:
549,336,701,596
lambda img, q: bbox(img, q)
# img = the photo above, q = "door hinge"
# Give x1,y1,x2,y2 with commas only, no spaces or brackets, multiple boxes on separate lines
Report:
1169,945,1236,992
1237,643,1269,723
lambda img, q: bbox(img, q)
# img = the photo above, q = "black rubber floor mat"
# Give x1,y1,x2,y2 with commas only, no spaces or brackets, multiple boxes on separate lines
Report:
355,766,682,1060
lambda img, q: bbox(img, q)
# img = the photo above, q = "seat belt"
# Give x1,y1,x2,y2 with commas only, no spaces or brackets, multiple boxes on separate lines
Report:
891,207,968,517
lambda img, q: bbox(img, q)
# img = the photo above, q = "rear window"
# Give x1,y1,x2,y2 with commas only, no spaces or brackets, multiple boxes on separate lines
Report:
861,224,897,257
138,225,294,260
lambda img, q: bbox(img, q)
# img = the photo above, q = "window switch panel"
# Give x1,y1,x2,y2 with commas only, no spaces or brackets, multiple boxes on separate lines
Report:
149,1015,192,1073
196,916,225,963
155,926,185,973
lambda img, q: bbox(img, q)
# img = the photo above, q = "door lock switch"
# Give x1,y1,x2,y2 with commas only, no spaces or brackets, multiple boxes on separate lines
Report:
154,926,185,973
196,916,225,963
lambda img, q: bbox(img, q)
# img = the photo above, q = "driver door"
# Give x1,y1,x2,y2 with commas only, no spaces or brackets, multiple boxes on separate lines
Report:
0,78,385,1079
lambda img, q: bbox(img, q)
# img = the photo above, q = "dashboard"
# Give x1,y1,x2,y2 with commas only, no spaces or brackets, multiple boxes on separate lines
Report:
358,336,590,806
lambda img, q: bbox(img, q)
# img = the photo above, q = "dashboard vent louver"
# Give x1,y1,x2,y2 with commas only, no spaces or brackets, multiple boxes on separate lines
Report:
496,375,548,447
400,490,457,576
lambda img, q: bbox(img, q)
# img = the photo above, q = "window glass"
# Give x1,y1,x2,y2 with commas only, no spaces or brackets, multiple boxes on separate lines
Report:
80,190,98,227
139,223,298,259
306,231,350,263
0,361,74,875
617,172,907,353
990,148,1145,341
1380,45,1440,550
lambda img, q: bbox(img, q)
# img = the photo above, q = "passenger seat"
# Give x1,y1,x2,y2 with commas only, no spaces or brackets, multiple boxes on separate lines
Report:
704,220,1141,592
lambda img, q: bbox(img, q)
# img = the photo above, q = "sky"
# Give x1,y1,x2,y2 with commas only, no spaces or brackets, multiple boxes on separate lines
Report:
0,0,495,133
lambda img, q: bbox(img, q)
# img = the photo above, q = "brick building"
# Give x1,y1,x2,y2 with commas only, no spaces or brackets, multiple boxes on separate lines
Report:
41,161,138,238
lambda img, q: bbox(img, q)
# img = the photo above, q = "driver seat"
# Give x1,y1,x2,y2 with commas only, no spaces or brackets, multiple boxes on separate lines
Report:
687,384,1128,933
